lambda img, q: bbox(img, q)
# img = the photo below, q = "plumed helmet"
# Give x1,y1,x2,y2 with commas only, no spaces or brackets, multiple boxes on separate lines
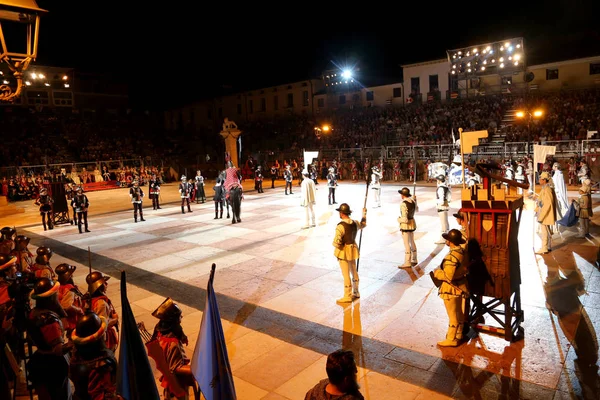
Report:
31,277,60,299
398,187,411,197
72,311,107,345
86,271,110,294
152,297,182,322
0,254,17,271
442,229,466,245
55,263,76,284
335,203,352,215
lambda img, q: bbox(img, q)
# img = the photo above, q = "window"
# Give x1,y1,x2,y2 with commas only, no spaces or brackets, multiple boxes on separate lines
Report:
237,104,242,115
501,76,512,85
429,74,439,91
590,63,600,75
303,90,309,106
546,69,559,80
287,93,293,108
260,98,266,112
410,77,420,94
273,95,278,110
393,87,402,98
339,95,346,105
207,108,212,119
317,98,324,108
366,91,374,101
249,100,253,114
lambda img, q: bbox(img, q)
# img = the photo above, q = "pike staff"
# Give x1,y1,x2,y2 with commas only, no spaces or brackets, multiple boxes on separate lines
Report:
356,168,371,272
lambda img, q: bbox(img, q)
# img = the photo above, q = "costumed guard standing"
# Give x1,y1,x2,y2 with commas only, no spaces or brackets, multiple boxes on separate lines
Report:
568,157,577,185
398,188,418,268
255,165,264,193
35,187,54,231
515,162,526,195
86,271,119,352
149,173,162,210
332,203,367,303
32,246,55,280
152,297,194,400
130,180,146,223
179,175,193,214
213,178,225,219
72,187,90,234
525,157,534,192
55,263,84,341
65,183,76,225
552,163,569,218
578,159,590,183
284,165,293,195
195,170,206,204
435,175,451,244
301,170,317,229
577,178,593,238
535,172,558,254
370,166,382,208
327,167,338,205
70,311,119,399
26,278,72,400
270,163,278,189
430,229,468,347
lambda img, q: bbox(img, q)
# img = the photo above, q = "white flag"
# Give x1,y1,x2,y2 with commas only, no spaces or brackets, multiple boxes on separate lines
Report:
533,144,556,171
303,150,319,166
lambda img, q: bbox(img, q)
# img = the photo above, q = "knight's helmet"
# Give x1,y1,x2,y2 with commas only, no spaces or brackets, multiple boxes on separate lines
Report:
180,175,187,182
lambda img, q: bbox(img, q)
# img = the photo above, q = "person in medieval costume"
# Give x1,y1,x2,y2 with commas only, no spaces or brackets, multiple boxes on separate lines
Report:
301,170,317,228
350,158,358,181
149,173,162,210
70,311,119,399
11,235,34,273
577,159,590,184
213,178,225,219
370,166,382,208
129,180,146,223
72,186,90,234
567,157,577,185
26,278,72,399
55,263,84,341
152,297,194,400
224,161,243,224
65,183,76,225
86,271,119,352
535,172,558,254
194,170,206,204
525,157,534,192
393,159,401,182
254,165,264,193
363,158,371,181
327,167,338,205
179,175,193,214
35,187,54,231
435,175,451,244
270,162,278,189
32,246,55,281
398,188,418,268
577,178,593,238
431,229,468,347
551,162,569,218
503,161,515,188
0,227,16,255
332,203,367,303
284,165,294,195
515,162,526,195
102,166,111,182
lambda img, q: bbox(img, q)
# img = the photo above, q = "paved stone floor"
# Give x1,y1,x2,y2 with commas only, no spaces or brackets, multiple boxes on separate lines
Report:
6,178,600,399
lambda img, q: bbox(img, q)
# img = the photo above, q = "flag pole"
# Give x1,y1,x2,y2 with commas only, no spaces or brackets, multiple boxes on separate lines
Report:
209,263,216,285
356,161,372,272
459,128,466,190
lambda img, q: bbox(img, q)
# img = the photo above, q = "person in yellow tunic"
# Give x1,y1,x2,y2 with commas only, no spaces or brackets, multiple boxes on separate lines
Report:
535,172,557,254
431,229,468,347
577,178,593,238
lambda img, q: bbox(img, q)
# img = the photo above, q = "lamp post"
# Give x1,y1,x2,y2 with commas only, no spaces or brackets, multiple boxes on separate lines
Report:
515,109,543,135
0,0,47,102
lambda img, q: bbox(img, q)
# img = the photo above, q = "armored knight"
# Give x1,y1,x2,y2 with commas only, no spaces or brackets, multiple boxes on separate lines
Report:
398,187,418,268
152,297,194,400
370,166,382,208
179,175,193,214
72,186,90,234
26,278,72,399
435,175,451,244
149,173,162,210
254,165,264,193
35,187,54,231
327,167,338,205
55,263,84,340
195,170,206,204
11,235,34,272
86,271,119,352
70,311,119,399
129,180,146,223
284,165,293,195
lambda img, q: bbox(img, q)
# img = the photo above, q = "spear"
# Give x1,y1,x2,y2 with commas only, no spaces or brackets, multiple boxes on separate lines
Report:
356,167,372,272
413,147,419,212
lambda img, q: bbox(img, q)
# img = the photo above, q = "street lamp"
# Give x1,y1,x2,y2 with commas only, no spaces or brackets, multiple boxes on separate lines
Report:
515,109,544,135
314,124,332,139
0,0,47,102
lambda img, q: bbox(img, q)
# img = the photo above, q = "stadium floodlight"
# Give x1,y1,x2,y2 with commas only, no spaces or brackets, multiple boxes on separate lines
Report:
341,69,352,79
0,0,47,102
515,111,525,118
446,37,525,78
533,110,543,118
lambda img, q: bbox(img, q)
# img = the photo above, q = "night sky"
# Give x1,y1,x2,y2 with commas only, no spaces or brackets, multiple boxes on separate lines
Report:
33,1,599,108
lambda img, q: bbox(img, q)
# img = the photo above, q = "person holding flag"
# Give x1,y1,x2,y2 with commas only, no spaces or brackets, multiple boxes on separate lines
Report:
535,172,558,254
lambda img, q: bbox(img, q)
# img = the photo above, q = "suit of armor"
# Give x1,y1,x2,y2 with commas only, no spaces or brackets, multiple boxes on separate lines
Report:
35,190,54,231
370,168,382,208
179,176,193,214
129,184,145,222
72,190,90,234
